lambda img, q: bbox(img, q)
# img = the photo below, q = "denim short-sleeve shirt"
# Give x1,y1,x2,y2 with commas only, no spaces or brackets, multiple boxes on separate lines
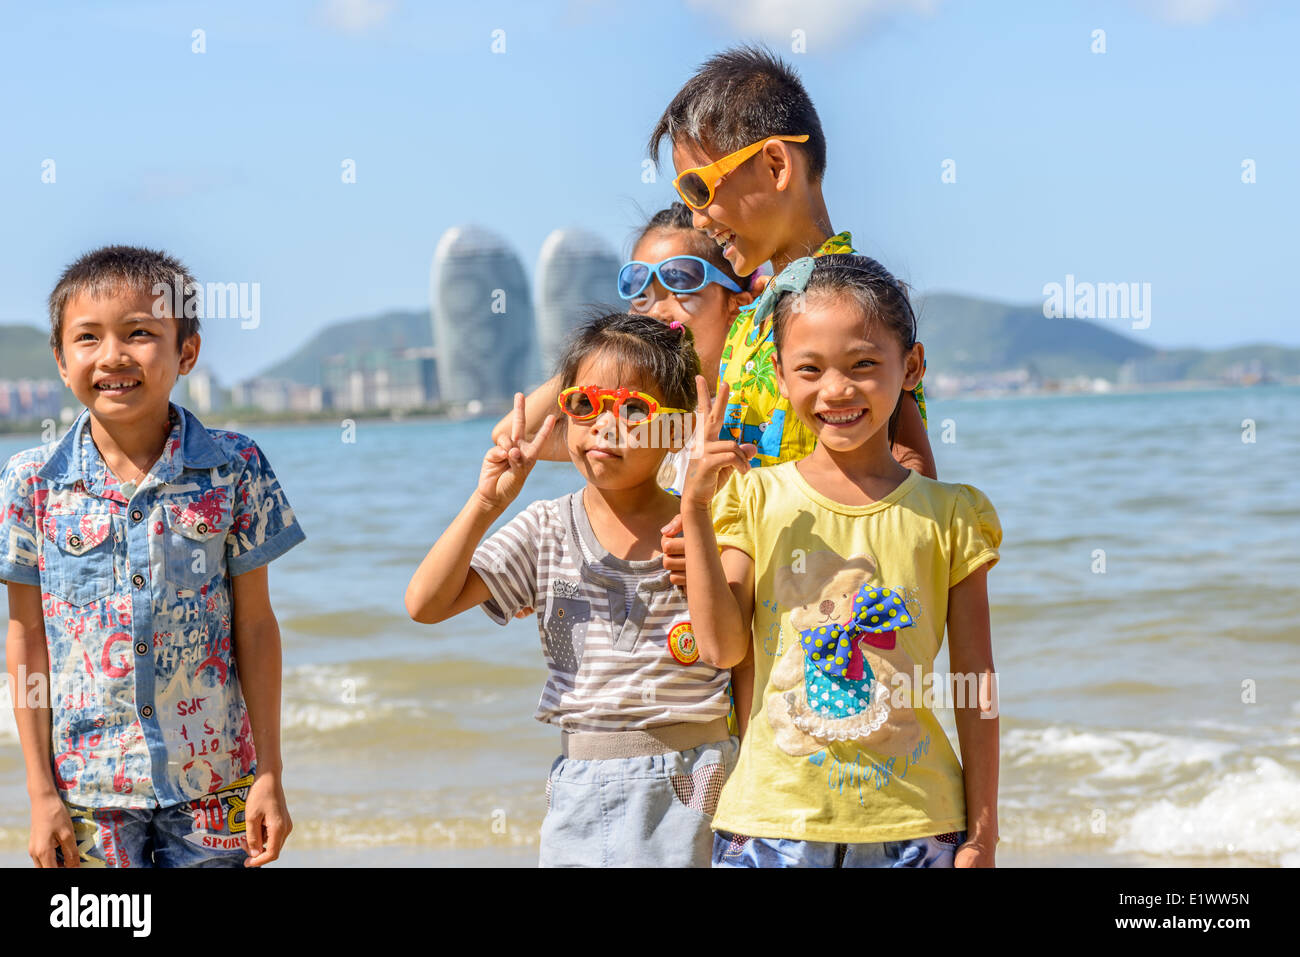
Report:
0,403,305,809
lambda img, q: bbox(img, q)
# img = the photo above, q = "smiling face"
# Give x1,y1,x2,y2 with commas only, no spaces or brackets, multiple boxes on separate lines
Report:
773,290,923,455
564,351,676,490
55,286,199,426
626,228,750,381
671,137,796,279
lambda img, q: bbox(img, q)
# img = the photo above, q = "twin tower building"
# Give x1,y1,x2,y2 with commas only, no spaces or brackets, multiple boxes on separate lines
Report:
431,226,623,404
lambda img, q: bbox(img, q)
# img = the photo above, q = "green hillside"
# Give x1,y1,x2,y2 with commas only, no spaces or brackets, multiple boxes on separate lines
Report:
915,293,1156,379
255,310,431,385
0,324,62,380
1119,344,1300,381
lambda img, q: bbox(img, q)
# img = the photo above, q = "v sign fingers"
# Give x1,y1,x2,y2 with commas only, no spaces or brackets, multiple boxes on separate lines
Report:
691,375,726,461
521,414,557,462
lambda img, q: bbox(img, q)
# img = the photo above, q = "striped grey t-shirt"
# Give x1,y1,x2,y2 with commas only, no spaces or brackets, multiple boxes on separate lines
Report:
470,489,730,732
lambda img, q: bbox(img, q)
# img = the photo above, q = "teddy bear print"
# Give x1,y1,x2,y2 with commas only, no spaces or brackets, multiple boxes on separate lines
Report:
767,551,924,758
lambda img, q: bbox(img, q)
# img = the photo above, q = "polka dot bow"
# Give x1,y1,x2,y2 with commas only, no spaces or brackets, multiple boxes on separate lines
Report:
798,584,913,680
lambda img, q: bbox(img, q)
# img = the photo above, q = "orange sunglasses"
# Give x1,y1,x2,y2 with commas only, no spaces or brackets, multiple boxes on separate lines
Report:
672,134,810,209
558,386,690,424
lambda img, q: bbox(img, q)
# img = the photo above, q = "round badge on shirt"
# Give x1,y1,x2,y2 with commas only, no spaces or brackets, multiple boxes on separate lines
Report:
667,621,699,665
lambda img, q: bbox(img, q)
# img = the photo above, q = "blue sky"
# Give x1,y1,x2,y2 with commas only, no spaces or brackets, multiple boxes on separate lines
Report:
1,0,1295,383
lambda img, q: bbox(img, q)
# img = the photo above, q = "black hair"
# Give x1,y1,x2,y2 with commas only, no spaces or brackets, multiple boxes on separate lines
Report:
555,312,700,413
648,44,827,182
632,202,748,291
771,254,919,442
49,245,200,355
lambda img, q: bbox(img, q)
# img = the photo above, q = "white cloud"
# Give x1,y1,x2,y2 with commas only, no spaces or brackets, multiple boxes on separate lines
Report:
685,0,940,48
1140,0,1243,24
321,0,396,34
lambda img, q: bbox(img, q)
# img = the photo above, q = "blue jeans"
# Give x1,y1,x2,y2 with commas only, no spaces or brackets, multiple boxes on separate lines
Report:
540,736,739,867
59,775,254,868
712,829,967,868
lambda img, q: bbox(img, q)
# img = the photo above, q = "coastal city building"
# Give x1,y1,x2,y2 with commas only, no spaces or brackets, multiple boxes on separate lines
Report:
535,229,620,370
321,347,438,411
183,366,221,414
0,379,62,423
430,225,535,403
228,377,323,414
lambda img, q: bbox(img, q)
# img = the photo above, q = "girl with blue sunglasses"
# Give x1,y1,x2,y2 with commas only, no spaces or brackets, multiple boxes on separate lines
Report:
492,203,754,466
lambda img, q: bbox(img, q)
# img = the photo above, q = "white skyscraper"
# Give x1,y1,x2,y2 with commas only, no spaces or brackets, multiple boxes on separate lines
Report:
534,229,621,372
430,226,535,403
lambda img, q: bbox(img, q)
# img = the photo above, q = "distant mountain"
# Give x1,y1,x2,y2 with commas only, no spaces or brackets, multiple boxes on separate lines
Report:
914,293,1156,379
1112,344,1300,381
913,293,1300,383
0,324,62,380
254,310,431,386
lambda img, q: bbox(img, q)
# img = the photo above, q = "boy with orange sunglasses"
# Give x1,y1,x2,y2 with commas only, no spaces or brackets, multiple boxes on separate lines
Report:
647,44,935,482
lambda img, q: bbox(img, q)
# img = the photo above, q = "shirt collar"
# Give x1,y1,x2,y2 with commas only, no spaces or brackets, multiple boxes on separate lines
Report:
37,403,227,490
746,230,855,328
816,230,854,256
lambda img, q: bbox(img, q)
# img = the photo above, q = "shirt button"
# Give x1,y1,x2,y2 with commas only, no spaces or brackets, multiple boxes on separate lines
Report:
68,534,83,548
135,641,148,656
141,705,154,718
131,508,143,522
132,573,145,588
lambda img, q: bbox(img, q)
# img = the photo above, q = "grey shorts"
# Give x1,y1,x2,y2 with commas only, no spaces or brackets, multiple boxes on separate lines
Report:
539,736,740,867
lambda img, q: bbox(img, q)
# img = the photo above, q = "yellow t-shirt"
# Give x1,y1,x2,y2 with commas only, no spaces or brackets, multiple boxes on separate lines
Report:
709,461,1000,844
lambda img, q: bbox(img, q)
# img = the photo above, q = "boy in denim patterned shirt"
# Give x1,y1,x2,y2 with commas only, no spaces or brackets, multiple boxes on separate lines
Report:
0,246,305,867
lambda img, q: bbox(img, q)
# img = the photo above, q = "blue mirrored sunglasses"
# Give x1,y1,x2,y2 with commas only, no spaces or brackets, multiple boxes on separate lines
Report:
617,255,743,300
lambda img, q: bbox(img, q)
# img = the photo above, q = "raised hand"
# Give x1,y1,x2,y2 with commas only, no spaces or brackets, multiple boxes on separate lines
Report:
477,392,557,512
679,375,757,511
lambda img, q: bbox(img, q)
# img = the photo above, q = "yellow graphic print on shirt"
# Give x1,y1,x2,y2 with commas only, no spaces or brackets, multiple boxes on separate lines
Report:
717,230,927,468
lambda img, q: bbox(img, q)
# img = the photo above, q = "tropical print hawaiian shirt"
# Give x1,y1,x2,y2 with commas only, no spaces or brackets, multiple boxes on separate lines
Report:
717,231,928,467
0,404,304,809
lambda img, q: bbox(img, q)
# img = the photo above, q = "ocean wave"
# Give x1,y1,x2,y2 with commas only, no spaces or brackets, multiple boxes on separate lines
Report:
1000,724,1300,864
1112,758,1300,859
279,660,541,739
1004,726,1237,779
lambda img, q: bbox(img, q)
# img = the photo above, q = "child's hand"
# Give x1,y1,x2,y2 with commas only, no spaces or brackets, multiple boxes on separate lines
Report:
29,792,78,868
680,376,756,511
954,838,996,868
243,772,292,867
477,392,557,512
660,514,687,588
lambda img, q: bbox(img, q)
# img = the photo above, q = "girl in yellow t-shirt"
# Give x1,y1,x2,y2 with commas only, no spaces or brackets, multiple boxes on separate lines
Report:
680,254,1001,868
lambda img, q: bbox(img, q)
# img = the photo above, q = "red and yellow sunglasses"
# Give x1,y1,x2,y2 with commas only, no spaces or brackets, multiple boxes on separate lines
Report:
557,386,690,424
